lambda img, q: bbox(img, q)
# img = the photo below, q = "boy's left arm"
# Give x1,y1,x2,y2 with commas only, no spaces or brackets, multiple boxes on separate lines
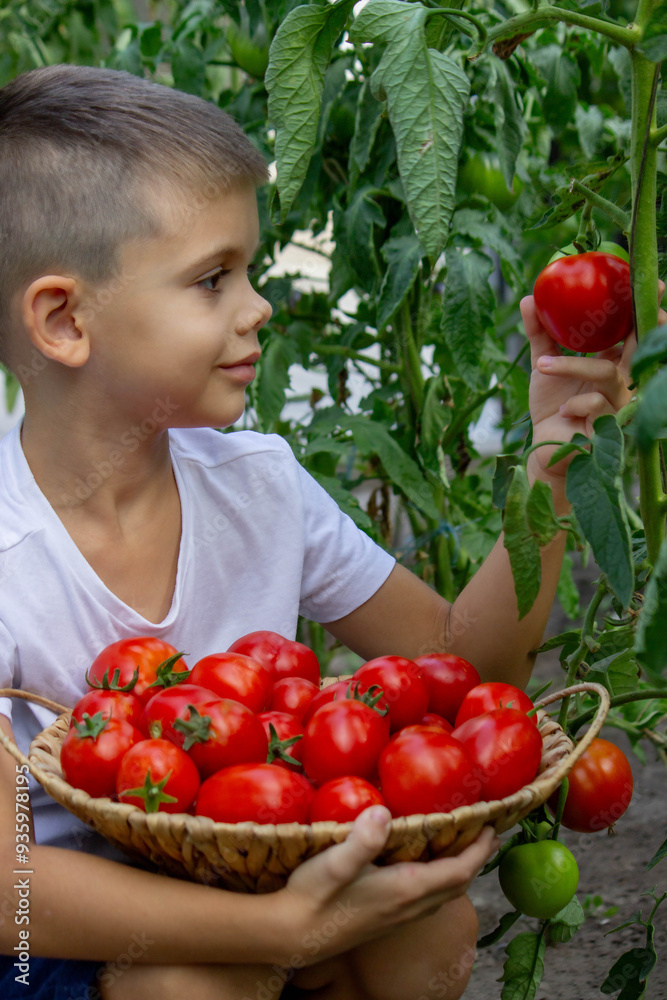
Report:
324,296,644,690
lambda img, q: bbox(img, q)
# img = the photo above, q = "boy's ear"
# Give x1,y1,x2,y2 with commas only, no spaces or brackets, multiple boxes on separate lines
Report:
21,276,90,368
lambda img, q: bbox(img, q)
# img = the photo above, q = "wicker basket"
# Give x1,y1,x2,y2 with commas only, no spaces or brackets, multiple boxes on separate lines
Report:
0,681,610,894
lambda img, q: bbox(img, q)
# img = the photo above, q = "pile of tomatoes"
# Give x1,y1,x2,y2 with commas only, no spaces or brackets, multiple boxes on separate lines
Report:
59,632,553,825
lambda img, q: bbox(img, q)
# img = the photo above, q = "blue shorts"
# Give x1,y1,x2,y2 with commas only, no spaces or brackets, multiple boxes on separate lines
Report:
0,955,102,1000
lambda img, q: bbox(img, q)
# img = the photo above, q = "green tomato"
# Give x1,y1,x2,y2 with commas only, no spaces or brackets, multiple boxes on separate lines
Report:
458,153,523,212
498,841,579,919
548,241,629,265
227,19,269,79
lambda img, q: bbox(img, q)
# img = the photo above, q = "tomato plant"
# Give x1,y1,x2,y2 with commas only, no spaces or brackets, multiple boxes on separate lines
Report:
116,738,200,813
548,738,634,833
533,252,633,353
498,842,580,920
195,763,313,824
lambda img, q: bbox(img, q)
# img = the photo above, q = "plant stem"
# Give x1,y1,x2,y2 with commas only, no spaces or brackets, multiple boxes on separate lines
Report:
557,579,608,729
316,344,400,373
569,686,667,733
479,8,638,57
630,53,665,564
569,180,631,233
397,300,425,416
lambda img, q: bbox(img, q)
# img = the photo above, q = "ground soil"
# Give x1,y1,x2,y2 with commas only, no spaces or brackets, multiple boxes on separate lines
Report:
467,567,667,1000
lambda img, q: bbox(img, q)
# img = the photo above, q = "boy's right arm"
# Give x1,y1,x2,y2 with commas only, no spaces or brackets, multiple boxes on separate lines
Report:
0,715,498,968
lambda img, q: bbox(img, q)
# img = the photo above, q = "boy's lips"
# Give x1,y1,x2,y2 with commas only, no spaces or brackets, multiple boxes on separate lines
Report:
218,351,261,382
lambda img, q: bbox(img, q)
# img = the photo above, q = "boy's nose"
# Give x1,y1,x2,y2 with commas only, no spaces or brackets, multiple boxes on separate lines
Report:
238,290,272,336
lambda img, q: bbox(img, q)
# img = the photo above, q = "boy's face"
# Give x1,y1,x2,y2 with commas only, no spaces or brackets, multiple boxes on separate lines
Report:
82,181,272,430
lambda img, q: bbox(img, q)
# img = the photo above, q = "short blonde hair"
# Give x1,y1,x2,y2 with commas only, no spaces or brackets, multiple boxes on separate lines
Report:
0,64,269,369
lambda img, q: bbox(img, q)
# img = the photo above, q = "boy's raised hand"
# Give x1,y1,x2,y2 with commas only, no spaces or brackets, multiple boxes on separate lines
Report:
522,287,667,485
275,806,499,965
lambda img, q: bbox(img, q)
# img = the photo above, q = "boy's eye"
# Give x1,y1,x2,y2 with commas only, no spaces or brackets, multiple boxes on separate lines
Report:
198,269,229,293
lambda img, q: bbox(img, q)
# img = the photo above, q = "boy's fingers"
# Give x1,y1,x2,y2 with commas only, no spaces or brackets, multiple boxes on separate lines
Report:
520,295,561,367
299,806,392,898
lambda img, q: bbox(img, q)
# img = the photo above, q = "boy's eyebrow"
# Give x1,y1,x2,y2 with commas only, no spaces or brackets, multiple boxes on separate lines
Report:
183,240,262,276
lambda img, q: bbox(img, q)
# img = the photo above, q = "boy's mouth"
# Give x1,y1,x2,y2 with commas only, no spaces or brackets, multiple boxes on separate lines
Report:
217,351,261,383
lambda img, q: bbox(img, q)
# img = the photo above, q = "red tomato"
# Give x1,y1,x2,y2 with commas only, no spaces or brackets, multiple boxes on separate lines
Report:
70,689,146,734
258,711,304,771
86,637,189,705
195,763,313,824
548,738,634,832
454,682,536,728
172,700,268,778
309,776,386,823
301,679,390,729
116,738,200,813
227,630,320,685
61,713,144,798
414,653,481,725
353,656,429,732
189,652,273,714
533,251,632,352
142,683,221,742
419,712,454,733
378,728,478,817
301,700,390,786
452,708,543,801
269,676,319,721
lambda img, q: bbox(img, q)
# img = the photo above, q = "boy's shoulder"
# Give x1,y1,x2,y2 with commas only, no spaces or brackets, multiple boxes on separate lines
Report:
0,424,40,551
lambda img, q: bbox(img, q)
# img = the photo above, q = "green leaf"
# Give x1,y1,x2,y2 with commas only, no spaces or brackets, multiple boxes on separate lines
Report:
634,367,667,449
635,533,667,681
441,249,495,388
477,910,521,949
338,187,386,290
556,552,581,621
548,896,585,943
351,1,470,262
601,942,656,997
343,416,442,521
526,480,560,547
500,931,546,1000
532,45,581,130
451,209,522,279
503,466,542,620
565,416,633,609
631,323,667,381
420,374,454,470
493,61,526,192
308,471,376,533
266,0,356,221
493,454,522,510
350,77,385,183
575,104,605,159
376,235,424,330
253,336,297,428
171,37,206,95
646,837,667,871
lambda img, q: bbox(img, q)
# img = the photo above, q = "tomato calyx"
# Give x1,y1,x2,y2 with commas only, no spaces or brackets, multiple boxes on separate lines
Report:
85,665,139,693
71,711,111,741
118,768,179,813
172,705,213,750
145,652,190,691
340,681,389,718
265,723,303,769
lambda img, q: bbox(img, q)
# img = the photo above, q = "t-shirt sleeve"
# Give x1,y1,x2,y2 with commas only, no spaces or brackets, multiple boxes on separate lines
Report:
296,463,395,622
0,619,18,722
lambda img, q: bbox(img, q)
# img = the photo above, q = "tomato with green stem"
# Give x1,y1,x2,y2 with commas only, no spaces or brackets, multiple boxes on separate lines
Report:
61,713,144,798
498,841,579,919
116,738,200,813
86,637,189,705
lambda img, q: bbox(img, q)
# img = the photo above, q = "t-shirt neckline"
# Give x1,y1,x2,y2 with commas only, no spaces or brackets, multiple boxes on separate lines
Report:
12,423,188,629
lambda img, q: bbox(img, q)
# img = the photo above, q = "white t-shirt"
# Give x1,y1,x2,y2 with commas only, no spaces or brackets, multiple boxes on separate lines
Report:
0,424,395,855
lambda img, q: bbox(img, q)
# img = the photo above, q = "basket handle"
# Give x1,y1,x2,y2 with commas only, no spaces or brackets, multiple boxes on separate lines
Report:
0,688,70,774
533,681,611,776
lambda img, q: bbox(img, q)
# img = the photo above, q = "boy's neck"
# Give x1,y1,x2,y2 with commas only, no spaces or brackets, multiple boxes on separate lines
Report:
19,405,176,520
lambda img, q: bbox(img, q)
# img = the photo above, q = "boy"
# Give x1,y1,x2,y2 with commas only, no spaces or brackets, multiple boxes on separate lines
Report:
0,64,637,1000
